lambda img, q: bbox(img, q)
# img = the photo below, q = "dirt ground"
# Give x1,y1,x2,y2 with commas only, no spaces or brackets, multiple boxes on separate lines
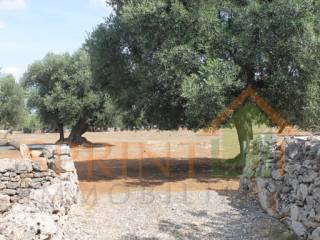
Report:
0,130,240,196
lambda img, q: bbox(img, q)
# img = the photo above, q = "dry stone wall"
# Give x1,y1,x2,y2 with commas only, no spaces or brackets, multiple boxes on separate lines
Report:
241,136,320,240
0,144,79,240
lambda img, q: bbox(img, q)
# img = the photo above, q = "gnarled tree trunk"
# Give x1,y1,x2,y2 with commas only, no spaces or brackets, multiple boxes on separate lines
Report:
233,66,255,165
233,110,253,166
68,118,89,145
58,123,65,142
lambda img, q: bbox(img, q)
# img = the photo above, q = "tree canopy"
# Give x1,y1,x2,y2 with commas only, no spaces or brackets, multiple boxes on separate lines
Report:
22,49,120,143
86,0,320,160
0,74,25,130
15,0,320,158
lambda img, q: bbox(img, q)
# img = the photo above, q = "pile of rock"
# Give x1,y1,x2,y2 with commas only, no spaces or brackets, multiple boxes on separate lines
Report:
0,144,79,240
242,136,320,239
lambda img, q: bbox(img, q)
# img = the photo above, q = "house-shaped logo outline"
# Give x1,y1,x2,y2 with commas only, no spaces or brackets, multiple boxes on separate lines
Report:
203,85,299,136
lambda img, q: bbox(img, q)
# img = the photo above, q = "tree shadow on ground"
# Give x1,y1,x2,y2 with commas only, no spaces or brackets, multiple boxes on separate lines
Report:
157,191,297,240
120,191,297,240
74,157,241,186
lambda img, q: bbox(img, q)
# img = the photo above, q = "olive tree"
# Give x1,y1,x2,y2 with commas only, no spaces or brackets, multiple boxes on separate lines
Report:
0,74,25,130
22,50,120,143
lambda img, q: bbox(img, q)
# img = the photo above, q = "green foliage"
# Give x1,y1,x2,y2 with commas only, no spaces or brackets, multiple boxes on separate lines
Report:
182,59,243,128
86,0,319,166
0,75,26,129
87,0,229,129
243,135,274,178
22,113,42,133
22,52,75,129
22,49,120,138
224,0,320,128
88,0,320,131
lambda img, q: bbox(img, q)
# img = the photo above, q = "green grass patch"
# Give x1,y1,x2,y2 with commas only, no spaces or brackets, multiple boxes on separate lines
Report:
209,125,275,178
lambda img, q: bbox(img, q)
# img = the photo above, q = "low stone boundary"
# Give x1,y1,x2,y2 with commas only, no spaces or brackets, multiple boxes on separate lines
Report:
0,145,79,240
241,136,320,240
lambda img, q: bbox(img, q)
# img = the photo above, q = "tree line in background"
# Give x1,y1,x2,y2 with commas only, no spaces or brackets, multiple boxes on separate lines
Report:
1,0,319,163
0,73,41,134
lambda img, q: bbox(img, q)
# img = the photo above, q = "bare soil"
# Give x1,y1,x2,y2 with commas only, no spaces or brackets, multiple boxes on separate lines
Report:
0,130,240,194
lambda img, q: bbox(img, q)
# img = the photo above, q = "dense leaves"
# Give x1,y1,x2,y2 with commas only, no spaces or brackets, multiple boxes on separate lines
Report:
0,75,25,129
86,0,320,159
22,50,119,141
15,0,320,151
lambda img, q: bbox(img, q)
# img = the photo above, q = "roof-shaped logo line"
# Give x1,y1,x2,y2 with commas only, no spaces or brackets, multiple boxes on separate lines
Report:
204,85,298,135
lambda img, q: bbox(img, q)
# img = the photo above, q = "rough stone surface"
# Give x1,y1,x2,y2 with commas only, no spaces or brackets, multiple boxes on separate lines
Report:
256,178,279,218
54,144,70,156
0,159,15,173
54,155,76,173
0,194,10,213
31,157,48,172
241,136,320,240
292,221,307,238
62,191,295,240
15,159,33,173
312,228,320,240
0,205,59,240
0,145,79,240
19,144,31,158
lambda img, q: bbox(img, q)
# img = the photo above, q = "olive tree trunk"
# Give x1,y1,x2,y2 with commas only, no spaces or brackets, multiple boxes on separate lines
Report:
233,111,253,166
68,118,89,145
58,123,65,142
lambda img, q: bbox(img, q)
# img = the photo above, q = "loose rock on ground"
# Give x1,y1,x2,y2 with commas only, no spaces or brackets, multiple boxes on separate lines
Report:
63,190,295,240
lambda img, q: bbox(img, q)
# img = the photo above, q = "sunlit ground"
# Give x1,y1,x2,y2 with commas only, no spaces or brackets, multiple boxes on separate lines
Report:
0,126,278,194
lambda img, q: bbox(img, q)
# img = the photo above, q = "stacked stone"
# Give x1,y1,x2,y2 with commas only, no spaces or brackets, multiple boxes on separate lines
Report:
0,145,79,240
0,158,56,212
243,136,320,240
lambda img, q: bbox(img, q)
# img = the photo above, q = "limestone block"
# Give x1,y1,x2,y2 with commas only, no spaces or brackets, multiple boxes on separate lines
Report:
285,141,300,161
32,157,48,172
0,194,10,213
54,145,70,156
42,146,54,159
297,184,309,201
256,177,280,218
6,181,19,189
291,220,307,238
19,144,31,158
300,171,318,183
0,159,16,172
15,159,32,173
290,205,301,221
54,155,76,173
30,150,42,158
20,178,32,188
271,169,283,181
2,189,17,196
313,188,320,202
312,227,320,240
